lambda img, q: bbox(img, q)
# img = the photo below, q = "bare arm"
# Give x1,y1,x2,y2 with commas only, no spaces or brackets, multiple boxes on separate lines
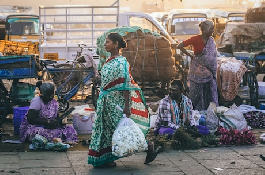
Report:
123,90,131,118
27,109,50,126
27,109,58,127
177,42,194,60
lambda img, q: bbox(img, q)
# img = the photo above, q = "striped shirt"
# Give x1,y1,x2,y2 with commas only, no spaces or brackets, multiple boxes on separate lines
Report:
155,95,193,130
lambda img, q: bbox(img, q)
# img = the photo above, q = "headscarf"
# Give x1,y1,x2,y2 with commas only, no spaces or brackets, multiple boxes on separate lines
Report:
39,82,55,95
199,20,214,32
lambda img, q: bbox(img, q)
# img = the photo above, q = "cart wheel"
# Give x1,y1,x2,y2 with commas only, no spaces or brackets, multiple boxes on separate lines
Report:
58,98,69,113
51,64,79,97
0,90,9,126
248,72,259,108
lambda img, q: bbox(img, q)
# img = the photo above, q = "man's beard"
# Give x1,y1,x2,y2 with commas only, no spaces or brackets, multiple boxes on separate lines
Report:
170,93,181,102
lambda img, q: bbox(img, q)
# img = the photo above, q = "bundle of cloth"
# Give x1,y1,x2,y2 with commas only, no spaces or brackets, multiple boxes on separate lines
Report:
217,56,247,101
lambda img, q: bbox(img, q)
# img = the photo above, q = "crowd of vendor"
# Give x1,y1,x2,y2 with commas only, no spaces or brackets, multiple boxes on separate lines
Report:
18,20,263,168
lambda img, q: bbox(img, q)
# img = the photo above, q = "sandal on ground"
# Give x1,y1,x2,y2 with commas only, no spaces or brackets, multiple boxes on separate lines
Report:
144,142,162,164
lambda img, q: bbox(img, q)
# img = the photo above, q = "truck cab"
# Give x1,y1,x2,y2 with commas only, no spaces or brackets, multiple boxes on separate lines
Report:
5,14,39,44
167,9,214,42
0,14,40,56
213,9,246,41
118,12,175,44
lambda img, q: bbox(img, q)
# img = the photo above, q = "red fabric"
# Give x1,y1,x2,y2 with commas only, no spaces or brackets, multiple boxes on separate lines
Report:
131,96,142,103
131,90,148,118
131,90,143,103
183,35,205,54
103,78,125,90
131,108,149,118
88,146,112,157
105,56,116,63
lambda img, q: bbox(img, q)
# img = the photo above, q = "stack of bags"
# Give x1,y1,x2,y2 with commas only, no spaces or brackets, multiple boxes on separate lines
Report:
97,26,176,83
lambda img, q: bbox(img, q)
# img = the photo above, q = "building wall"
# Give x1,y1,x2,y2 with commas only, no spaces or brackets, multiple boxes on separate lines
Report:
0,0,257,15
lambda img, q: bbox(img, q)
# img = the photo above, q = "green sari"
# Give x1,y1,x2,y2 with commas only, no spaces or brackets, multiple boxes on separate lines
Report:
88,56,149,166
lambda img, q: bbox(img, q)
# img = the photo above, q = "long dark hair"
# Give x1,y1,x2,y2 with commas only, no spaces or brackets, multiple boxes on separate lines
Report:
107,32,127,49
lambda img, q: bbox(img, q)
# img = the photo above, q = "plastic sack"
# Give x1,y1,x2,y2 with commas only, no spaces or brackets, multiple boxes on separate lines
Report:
206,102,219,132
45,142,70,151
190,110,201,126
29,134,48,150
223,104,248,131
112,116,148,158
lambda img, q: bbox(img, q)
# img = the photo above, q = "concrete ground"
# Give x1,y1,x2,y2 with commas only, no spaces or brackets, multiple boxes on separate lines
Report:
1,92,265,174
0,144,265,175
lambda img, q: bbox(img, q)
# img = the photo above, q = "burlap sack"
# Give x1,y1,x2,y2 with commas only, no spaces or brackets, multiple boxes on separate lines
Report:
122,30,175,82
130,66,176,82
245,7,265,23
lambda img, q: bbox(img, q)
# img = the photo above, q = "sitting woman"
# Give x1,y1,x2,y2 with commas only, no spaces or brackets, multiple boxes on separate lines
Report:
20,81,78,142
155,80,193,136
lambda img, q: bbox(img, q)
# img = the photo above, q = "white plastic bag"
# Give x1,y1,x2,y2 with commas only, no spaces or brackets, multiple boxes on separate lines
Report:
223,104,248,131
112,116,148,158
206,102,219,132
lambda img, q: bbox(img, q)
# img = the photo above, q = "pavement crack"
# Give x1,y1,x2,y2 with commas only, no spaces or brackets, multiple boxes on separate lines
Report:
66,152,76,175
164,152,192,175
184,150,215,174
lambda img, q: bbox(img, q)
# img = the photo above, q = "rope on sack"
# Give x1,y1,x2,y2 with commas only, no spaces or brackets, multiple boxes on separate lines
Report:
142,35,146,82
131,32,139,72
154,36,159,79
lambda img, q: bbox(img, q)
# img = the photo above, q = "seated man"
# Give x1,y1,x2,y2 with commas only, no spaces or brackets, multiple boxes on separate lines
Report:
20,81,78,143
155,80,193,136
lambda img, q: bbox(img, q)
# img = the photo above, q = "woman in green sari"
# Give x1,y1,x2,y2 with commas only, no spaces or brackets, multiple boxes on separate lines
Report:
88,33,158,168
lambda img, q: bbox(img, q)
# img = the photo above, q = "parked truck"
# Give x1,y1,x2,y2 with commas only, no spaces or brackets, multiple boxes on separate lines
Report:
166,9,214,42
38,0,189,96
0,13,40,56
38,0,176,63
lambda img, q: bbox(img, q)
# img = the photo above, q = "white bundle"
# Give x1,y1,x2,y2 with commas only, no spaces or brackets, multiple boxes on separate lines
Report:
112,116,148,158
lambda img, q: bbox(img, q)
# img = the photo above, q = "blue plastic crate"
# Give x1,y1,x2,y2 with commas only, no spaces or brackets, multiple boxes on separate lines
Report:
13,106,29,134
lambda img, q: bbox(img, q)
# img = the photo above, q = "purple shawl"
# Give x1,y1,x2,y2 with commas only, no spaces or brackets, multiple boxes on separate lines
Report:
188,36,217,83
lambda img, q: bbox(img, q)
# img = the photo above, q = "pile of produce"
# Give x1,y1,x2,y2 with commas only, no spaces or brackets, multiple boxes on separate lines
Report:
0,40,38,56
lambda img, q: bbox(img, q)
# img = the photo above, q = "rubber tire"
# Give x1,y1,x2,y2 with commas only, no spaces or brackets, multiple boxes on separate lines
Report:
0,89,8,126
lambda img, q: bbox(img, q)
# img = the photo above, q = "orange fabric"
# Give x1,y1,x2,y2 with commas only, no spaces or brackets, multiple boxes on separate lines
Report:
183,35,205,54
